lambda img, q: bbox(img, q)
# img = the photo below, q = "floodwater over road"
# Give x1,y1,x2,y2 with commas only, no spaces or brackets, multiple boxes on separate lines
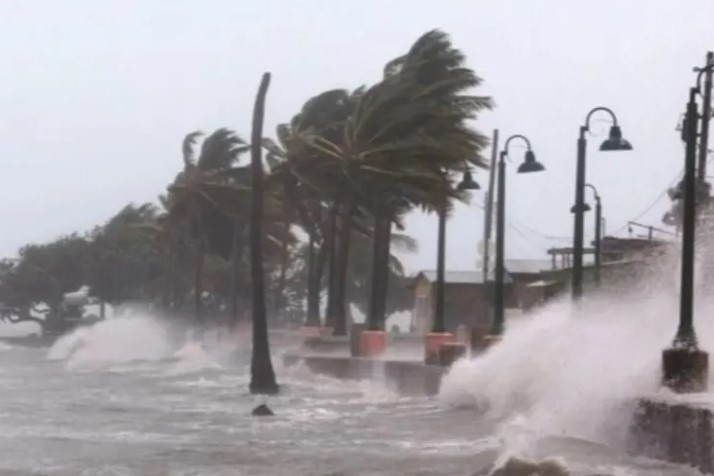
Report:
0,306,707,476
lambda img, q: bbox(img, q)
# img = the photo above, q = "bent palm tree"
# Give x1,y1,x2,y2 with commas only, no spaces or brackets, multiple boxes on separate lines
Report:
302,29,493,332
249,72,279,395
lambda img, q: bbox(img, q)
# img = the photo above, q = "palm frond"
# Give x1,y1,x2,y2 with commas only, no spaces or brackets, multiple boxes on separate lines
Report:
182,131,203,166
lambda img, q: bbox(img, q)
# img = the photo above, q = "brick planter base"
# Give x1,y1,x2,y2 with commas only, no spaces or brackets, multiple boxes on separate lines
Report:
439,342,467,367
359,330,386,358
425,333,453,365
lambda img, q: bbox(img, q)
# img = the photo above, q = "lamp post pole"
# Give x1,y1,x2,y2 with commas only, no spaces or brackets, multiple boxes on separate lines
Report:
594,195,602,287
697,51,713,182
433,190,447,334
572,129,587,299
662,87,709,393
676,88,699,349
571,108,632,301
492,149,507,337
585,184,602,287
490,135,545,338
425,170,480,364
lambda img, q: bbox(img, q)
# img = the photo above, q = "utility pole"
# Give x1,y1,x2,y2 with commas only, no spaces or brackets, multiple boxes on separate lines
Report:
482,129,499,283
697,51,713,182
698,52,714,288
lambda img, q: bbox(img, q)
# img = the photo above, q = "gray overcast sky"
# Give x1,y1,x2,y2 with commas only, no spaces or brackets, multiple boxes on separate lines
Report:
1,0,713,274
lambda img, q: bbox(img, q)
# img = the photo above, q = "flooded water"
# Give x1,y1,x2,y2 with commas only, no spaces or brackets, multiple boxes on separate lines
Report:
0,310,706,476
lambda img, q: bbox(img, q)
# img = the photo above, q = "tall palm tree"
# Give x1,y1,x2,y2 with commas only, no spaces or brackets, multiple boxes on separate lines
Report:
249,72,279,395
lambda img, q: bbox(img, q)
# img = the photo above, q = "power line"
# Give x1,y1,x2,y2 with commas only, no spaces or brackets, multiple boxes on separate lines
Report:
505,213,572,241
608,146,714,236
610,169,684,236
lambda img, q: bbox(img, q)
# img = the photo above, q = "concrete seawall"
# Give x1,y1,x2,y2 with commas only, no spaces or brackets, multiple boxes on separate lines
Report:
629,396,714,474
283,353,445,396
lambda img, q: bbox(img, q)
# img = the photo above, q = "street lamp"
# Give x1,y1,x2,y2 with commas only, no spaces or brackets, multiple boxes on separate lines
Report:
426,170,479,364
571,108,632,301
584,184,603,287
490,135,545,338
662,87,709,393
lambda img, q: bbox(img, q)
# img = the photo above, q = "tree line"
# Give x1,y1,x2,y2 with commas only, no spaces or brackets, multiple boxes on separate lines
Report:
0,29,493,393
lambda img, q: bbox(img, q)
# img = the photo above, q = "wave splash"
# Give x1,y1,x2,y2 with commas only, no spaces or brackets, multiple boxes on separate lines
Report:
440,250,714,473
45,313,221,372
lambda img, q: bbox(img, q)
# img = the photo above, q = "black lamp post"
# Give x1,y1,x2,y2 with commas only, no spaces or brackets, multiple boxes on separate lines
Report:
431,171,480,334
662,87,709,393
571,108,632,301
491,135,545,337
584,183,602,287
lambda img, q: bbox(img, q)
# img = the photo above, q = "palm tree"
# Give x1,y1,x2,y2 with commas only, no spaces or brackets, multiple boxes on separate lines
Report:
166,128,249,323
300,29,493,332
249,72,279,395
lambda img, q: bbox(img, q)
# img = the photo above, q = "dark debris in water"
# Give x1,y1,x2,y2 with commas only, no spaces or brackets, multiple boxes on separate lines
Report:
251,403,274,417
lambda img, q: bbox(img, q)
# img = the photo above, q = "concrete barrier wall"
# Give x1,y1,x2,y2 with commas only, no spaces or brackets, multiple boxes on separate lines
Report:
629,398,714,474
283,354,445,396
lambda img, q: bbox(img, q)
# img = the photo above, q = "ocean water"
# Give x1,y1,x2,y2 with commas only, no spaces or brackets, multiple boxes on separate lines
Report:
0,290,709,476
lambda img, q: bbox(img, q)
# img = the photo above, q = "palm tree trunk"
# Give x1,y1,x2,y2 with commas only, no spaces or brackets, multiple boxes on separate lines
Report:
375,215,392,325
332,195,356,336
194,235,205,324
305,230,321,326
249,72,279,395
272,204,291,324
367,211,386,331
164,232,175,310
324,199,339,328
367,211,392,331
230,218,245,326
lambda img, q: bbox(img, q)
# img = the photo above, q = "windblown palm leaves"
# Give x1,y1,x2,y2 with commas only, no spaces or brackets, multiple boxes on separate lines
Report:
165,129,250,321
279,29,493,331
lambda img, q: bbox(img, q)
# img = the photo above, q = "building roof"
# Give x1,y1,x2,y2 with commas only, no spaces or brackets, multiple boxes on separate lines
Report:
501,259,553,275
415,269,513,284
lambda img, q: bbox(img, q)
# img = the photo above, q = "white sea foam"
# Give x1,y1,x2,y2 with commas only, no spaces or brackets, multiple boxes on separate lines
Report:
47,314,175,369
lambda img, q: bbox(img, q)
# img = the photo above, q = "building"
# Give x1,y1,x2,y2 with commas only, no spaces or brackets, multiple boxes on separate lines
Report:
409,235,676,336
410,259,554,334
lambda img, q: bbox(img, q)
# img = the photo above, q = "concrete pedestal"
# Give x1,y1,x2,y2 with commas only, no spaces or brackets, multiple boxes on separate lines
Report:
425,333,453,365
662,347,709,393
438,342,467,367
359,330,386,358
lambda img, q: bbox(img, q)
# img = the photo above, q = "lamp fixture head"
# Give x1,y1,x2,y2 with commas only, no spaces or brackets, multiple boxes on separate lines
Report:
457,170,480,191
517,150,546,173
599,125,633,151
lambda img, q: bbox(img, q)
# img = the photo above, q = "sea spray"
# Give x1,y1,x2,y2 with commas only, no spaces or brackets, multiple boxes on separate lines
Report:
47,314,175,369
439,246,714,454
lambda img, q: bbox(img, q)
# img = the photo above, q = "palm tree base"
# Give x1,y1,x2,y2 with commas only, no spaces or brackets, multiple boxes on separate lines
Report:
424,332,453,365
359,330,386,358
